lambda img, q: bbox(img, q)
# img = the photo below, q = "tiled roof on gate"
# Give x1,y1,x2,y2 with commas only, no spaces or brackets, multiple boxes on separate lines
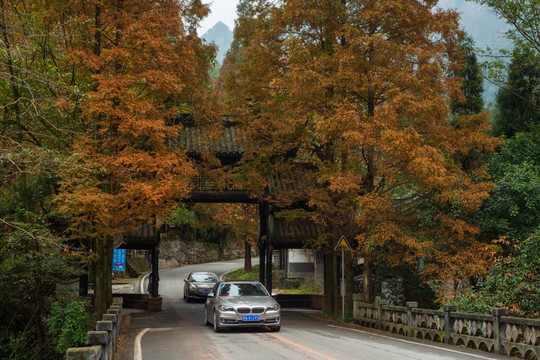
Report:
175,126,244,158
272,217,324,249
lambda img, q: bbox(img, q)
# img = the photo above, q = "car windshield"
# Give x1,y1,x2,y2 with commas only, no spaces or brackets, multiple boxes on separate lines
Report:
218,283,269,297
191,273,218,283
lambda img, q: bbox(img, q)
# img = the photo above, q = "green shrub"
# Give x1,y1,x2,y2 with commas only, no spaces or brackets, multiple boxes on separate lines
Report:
450,229,540,318
46,297,94,354
0,330,41,360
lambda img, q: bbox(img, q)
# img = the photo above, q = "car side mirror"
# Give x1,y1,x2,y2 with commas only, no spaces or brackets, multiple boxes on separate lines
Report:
207,293,214,298
271,292,277,298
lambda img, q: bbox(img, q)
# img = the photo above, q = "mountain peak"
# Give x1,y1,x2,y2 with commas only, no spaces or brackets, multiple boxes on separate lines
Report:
211,21,230,31
201,22,234,64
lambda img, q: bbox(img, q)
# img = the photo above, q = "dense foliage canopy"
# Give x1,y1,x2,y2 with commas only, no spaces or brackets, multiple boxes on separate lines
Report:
221,0,500,308
1,0,214,357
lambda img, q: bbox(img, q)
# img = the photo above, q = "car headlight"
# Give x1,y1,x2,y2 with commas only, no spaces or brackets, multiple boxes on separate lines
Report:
189,284,197,290
267,304,280,311
218,305,235,312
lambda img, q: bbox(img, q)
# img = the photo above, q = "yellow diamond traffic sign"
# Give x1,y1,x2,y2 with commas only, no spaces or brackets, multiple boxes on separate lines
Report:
334,235,351,251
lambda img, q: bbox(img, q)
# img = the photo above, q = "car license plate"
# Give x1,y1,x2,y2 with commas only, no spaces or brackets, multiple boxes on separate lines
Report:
243,315,259,322
202,292,208,296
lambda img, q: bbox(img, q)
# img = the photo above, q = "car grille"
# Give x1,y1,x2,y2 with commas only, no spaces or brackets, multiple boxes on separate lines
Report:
236,307,266,314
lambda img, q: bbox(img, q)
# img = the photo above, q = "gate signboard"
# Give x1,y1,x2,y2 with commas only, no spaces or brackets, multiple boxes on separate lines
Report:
113,249,126,272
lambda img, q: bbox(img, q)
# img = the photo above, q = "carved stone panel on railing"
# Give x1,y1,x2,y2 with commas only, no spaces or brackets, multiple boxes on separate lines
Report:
505,324,521,343
500,317,540,359
481,321,494,339
523,326,538,346
415,314,444,331
355,304,378,328
450,313,495,353
381,306,408,335
352,296,540,359
412,309,444,342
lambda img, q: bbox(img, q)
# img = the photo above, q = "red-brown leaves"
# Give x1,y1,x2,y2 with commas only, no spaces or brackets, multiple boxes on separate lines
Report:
222,0,499,299
58,0,211,239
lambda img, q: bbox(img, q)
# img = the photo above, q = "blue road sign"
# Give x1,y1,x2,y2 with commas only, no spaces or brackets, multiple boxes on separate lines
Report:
112,249,126,272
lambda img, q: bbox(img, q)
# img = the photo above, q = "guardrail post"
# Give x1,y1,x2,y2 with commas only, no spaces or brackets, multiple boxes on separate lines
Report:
352,294,362,320
96,321,113,360
377,299,388,330
66,346,103,360
102,313,117,358
108,308,120,339
492,308,508,355
87,331,108,360
406,302,418,337
444,305,457,344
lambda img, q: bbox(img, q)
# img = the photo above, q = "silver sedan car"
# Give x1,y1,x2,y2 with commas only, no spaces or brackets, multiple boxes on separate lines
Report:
205,280,281,332
184,272,219,302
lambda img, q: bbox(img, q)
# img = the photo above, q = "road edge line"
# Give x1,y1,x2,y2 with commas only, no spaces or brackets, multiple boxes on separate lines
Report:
327,325,498,360
134,327,150,360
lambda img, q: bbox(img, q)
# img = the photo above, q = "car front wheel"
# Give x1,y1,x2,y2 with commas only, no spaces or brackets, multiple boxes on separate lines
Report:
269,325,281,332
204,308,210,326
213,311,222,333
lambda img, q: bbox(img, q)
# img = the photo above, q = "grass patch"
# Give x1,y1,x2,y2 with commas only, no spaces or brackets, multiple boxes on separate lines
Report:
225,265,260,281
275,281,323,295
225,266,323,295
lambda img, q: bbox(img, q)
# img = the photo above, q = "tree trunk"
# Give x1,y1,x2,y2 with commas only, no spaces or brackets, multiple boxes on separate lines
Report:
324,252,338,314
363,257,373,302
91,237,113,319
244,240,252,272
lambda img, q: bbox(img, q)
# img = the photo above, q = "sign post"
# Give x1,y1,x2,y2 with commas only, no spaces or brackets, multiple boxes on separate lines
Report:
334,236,351,321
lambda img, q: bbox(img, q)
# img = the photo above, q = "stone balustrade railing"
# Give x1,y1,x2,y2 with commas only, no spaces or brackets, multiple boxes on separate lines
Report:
353,294,540,359
65,297,123,360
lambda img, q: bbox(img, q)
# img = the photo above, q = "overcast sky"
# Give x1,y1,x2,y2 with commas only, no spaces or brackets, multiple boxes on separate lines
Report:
198,0,240,34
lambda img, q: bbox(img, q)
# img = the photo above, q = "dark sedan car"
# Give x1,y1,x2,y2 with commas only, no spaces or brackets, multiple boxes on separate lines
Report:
183,272,219,302
205,280,281,332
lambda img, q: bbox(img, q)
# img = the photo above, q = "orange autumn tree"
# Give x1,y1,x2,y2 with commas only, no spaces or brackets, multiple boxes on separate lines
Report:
221,0,500,311
56,0,213,317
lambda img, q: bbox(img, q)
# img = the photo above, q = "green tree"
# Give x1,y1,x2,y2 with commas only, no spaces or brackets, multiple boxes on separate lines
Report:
453,228,540,318
456,129,540,318
470,0,540,53
0,225,81,359
0,1,85,357
451,37,485,116
479,129,540,242
492,45,540,137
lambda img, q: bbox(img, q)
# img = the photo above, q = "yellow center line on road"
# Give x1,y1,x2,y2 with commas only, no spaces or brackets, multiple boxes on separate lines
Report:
267,333,338,360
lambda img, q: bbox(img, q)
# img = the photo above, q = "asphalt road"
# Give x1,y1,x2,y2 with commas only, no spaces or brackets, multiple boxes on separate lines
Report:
116,260,510,360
